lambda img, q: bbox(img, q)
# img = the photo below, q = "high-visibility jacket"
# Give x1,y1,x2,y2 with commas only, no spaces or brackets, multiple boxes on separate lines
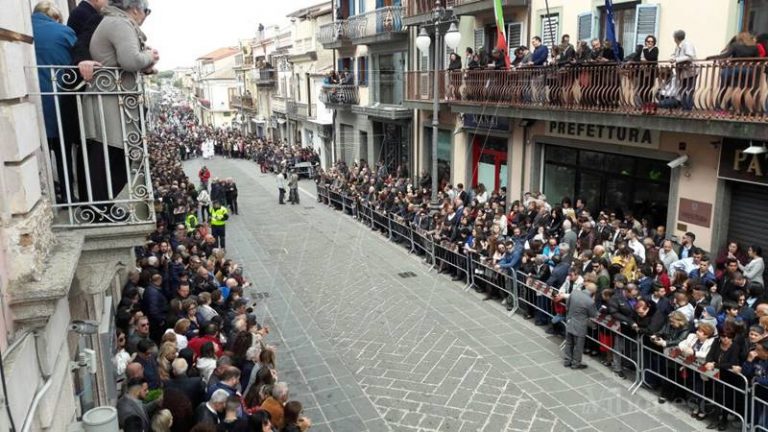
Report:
210,206,228,227
185,214,198,233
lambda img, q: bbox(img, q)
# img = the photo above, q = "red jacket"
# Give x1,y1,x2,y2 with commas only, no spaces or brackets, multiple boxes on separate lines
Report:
187,335,222,357
199,168,211,182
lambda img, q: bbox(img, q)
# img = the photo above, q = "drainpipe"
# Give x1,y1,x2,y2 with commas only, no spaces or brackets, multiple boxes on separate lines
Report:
19,331,53,432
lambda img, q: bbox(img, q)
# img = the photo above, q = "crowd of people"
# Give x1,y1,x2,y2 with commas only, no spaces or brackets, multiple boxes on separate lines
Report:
314,157,768,430
114,106,313,432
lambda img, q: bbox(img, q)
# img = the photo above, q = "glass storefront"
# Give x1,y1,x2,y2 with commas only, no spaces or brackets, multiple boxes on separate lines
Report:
472,135,508,192
543,144,670,226
425,128,452,187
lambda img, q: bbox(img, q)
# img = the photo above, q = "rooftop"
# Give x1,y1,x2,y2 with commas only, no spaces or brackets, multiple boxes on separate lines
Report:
196,47,239,61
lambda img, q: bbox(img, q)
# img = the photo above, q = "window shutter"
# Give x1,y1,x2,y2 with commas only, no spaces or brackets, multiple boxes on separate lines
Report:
541,14,559,48
473,28,486,51
420,49,429,71
507,22,523,50
577,12,594,42
634,4,659,48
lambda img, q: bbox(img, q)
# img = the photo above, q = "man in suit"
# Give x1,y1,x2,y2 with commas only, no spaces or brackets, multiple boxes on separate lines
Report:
165,358,205,407
117,377,160,431
141,273,168,343
195,389,228,425
562,282,598,369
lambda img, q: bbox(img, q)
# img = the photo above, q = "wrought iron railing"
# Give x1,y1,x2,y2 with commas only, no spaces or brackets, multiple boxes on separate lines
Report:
348,6,405,40
254,69,275,85
317,20,349,45
30,66,154,226
405,0,490,17
406,71,447,101
230,94,244,107
405,59,768,121
319,84,360,106
286,100,309,118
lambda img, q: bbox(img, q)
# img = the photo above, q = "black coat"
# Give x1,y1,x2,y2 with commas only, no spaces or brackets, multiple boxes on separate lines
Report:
608,292,637,326
165,375,206,408
194,403,221,425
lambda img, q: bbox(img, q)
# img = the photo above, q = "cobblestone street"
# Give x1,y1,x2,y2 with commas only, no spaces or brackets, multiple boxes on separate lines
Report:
186,157,703,432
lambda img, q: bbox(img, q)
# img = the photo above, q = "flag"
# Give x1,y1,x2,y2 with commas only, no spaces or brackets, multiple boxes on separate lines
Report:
493,0,510,68
604,0,621,61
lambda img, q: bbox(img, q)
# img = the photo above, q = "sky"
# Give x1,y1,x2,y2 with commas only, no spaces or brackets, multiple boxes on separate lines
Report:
141,0,318,69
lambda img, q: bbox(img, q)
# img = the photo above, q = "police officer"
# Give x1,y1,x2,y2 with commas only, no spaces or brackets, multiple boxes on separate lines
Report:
209,200,229,248
185,209,198,235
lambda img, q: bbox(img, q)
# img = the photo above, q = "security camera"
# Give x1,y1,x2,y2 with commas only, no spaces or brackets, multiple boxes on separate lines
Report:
69,320,100,335
667,154,689,169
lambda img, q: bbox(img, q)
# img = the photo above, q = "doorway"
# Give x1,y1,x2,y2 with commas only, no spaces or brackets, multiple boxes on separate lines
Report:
471,136,508,192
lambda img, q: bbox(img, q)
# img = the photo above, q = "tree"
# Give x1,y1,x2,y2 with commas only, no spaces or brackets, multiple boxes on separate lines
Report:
173,79,183,89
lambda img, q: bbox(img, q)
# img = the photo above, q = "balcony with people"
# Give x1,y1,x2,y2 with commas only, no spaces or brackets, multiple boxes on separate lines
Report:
319,70,360,108
31,0,157,228
406,32,768,137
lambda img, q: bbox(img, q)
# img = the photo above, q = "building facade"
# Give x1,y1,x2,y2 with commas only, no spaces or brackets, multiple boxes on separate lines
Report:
318,0,412,173
193,47,239,128
403,0,768,253
0,0,156,429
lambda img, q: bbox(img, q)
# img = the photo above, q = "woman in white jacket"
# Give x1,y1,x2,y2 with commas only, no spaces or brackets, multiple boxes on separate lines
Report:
739,245,765,287
678,322,716,419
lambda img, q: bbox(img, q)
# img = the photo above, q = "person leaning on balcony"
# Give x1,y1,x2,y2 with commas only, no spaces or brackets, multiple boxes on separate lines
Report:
670,30,697,110
530,36,549,66
84,0,158,203
558,34,575,64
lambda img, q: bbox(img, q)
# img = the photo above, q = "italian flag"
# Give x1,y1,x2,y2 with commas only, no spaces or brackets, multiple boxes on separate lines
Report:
493,0,510,68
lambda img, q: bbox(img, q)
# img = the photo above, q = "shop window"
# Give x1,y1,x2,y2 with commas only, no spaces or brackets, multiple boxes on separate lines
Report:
545,145,577,164
544,164,576,203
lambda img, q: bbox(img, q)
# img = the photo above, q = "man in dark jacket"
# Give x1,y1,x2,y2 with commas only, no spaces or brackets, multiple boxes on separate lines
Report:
66,0,105,36
165,358,205,407
195,389,227,425
530,36,549,66
608,282,639,378
141,274,169,342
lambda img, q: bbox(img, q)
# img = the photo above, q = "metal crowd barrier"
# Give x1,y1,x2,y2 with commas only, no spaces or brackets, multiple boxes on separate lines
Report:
307,186,768,429
468,254,518,313
389,215,414,251
643,345,750,431
433,242,470,284
753,384,768,431
371,208,391,238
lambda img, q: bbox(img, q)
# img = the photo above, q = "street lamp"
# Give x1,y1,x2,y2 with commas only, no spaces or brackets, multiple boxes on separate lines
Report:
416,1,459,204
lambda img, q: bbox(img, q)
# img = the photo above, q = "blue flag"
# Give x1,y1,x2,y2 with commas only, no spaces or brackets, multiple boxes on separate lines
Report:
604,0,621,61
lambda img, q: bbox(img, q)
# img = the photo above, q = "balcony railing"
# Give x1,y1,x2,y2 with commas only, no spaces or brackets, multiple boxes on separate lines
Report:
348,6,405,40
272,96,286,113
254,69,275,86
405,0,487,17
319,84,360,106
405,60,768,122
230,94,243,107
405,71,446,102
317,20,348,46
31,66,154,226
286,101,310,118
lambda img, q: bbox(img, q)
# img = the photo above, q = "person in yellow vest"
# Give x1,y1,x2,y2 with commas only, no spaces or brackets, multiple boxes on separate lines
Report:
185,210,198,235
209,200,229,248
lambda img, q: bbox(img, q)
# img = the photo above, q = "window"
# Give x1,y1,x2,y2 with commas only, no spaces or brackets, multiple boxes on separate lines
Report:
745,0,768,34
473,28,485,52
598,2,658,52
540,13,559,47
357,57,368,86
633,4,659,48
577,12,594,42
507,22,523,59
